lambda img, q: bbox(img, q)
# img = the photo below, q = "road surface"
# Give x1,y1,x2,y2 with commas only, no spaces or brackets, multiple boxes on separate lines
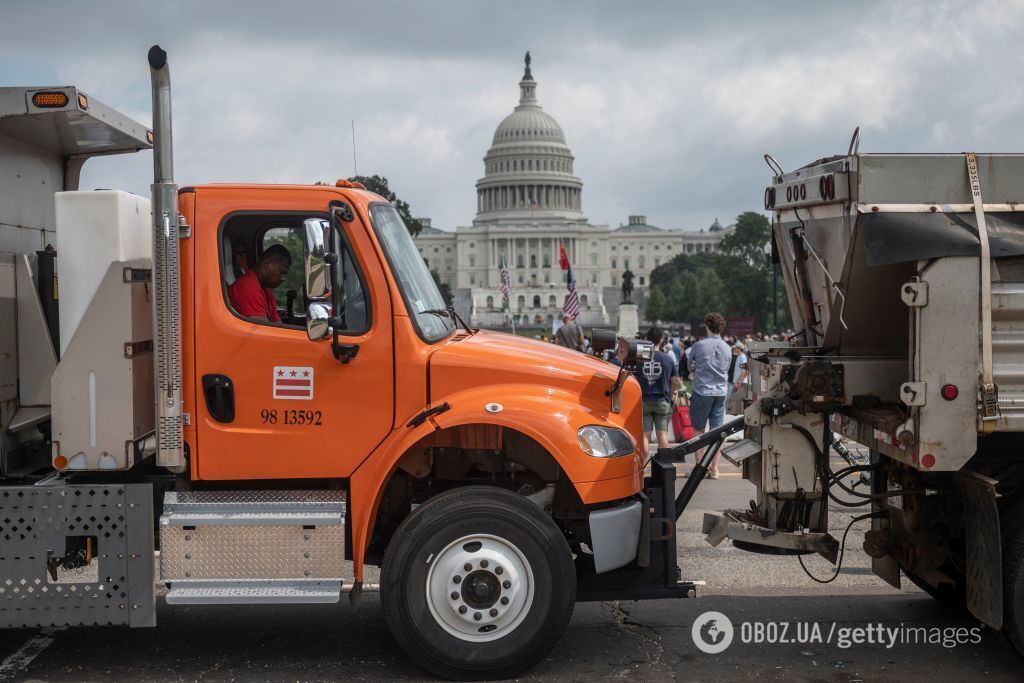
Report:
1,450,1019,680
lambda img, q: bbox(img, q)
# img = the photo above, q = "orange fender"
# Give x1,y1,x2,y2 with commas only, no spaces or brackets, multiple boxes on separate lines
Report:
347,384,644,581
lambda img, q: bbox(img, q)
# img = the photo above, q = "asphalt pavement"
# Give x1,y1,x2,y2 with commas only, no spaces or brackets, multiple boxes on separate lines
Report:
1,447,1021,681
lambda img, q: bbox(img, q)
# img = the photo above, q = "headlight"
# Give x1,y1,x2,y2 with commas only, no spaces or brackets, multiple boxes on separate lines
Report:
577,425,635,458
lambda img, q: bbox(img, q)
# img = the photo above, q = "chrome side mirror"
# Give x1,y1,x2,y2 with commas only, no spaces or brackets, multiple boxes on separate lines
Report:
306,301,332,341
303,218,331,300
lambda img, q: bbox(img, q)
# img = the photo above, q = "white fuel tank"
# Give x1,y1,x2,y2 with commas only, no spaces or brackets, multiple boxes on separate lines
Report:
55,191,152,355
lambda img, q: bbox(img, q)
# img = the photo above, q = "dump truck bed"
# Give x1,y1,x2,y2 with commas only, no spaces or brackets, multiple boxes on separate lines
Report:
768,153,1024,467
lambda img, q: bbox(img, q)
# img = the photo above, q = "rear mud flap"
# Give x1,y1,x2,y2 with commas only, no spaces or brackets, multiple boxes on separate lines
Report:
703,510,839,564
958,472,1002,629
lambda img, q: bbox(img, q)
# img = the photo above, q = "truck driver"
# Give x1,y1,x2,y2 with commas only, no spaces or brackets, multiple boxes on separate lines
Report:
227,244,291,322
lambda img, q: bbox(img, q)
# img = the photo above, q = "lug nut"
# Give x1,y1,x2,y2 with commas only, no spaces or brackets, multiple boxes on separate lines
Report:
459,605,467,614
502,580,511,589
464,563,473,572
500,597,509,605
480,559,489,568
494,566,503,575
473,612,482,621
451,592,459,600
453,575,462,584
489,608,498,617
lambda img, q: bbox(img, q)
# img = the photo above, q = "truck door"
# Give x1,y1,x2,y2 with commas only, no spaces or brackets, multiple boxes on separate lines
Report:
192,191,394,480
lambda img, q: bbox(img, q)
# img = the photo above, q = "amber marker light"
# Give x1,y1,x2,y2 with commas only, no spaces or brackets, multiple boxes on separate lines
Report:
32,91,69,108
53,454,68,470
77,93,89,110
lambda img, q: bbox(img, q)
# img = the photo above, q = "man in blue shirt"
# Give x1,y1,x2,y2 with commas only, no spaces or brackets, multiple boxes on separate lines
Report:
688,312,732,479
633,327,681,451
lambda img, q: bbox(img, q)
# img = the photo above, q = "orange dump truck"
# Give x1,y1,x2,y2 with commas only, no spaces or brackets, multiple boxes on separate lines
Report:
0,47,696,679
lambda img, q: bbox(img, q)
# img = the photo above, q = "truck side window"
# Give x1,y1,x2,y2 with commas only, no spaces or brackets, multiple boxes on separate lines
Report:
327,224,369,334
220,213,368,334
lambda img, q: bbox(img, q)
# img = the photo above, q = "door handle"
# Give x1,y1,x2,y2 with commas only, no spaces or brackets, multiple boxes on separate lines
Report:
202,374,235,423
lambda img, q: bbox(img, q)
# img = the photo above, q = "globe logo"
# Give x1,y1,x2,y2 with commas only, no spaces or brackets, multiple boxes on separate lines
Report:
691,611,734,654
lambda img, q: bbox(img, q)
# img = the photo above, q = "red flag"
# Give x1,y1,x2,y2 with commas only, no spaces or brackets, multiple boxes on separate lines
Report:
558,241,570,270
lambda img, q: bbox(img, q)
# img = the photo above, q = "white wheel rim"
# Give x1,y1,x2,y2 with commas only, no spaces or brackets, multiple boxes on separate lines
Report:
425,533,535,642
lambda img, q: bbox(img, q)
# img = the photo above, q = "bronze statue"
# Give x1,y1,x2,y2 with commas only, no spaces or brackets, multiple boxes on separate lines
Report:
621,268,635,303
524,51,532,79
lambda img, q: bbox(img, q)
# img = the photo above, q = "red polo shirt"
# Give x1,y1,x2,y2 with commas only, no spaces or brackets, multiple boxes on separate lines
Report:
227,270,281,322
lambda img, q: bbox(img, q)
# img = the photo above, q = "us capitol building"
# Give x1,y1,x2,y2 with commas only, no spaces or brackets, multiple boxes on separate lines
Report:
414,55,733,328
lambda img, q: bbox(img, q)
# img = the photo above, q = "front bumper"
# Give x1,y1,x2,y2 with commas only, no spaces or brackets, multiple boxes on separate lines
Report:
588,499,643,574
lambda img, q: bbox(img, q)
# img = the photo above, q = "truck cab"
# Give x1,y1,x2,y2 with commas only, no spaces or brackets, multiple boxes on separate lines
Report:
175,182,647,578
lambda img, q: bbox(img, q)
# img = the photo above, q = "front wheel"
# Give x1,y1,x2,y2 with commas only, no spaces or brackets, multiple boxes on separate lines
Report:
381,486,576,680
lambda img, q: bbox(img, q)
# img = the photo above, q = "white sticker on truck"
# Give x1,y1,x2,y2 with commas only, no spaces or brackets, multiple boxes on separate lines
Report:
273,366,314,400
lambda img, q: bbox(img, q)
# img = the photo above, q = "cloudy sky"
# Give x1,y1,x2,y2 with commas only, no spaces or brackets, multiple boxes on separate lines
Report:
3,0,1023,232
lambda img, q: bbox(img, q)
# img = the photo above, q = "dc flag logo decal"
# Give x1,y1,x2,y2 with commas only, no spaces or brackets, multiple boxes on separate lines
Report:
274,366,314,400
691,611,734,654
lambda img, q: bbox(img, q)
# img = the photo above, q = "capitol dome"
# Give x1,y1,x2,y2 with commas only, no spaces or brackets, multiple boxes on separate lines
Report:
492,106,566,144
475,53,584,221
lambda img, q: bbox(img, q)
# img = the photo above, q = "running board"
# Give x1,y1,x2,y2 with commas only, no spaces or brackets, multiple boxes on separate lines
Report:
166,580,342,604
159,490,346,604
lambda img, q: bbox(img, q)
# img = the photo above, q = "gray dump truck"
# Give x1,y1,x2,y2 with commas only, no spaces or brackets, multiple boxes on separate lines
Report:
701,144,1024,651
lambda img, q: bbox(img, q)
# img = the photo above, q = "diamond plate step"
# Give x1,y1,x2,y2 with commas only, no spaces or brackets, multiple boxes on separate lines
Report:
161,490,345,526
165,580,342,604
159,490,347,584
162,510,342,526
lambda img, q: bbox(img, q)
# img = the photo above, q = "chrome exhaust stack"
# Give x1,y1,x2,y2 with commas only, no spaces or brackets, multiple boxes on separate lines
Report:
148,45,185,471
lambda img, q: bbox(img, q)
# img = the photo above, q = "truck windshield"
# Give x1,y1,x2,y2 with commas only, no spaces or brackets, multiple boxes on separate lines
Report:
369,203,454,342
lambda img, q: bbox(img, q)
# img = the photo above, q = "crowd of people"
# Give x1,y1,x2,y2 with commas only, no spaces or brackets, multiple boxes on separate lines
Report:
542,312,794,480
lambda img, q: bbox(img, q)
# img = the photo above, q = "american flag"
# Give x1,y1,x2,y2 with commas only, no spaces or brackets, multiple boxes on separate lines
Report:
559,241,580,319
499,253,511,309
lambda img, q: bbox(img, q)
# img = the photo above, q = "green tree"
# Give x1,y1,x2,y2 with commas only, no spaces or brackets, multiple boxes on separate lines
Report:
694,268,725,314
672,274,696,320
719,211,770,268
643,211,785,331
646,285,667,321
349,174,424,237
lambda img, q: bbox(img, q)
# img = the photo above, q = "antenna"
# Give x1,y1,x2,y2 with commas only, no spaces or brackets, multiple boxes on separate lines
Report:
351,119,358,177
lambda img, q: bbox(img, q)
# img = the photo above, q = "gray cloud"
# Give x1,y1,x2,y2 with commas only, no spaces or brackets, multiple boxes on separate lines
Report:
3,0,1023,232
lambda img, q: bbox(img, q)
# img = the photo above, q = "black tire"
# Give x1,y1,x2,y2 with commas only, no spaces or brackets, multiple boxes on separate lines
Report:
380,486,576,680
1002,500,1024,654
